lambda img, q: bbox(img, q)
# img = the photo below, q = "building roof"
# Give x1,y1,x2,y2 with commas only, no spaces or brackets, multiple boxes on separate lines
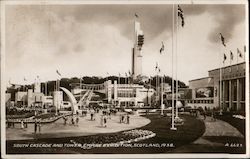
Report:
208,62,246,72
189,77,211,82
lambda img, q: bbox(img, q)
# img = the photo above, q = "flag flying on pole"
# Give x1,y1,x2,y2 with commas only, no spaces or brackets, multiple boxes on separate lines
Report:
125,72,127,77
219,33,226,47
128,70,131,76
160,41,165,54
135,13,139,18
237,48,242,58
230,51,234,60
223,53,227,63
56,70,61,76
178,5,185,27
155,62,158,71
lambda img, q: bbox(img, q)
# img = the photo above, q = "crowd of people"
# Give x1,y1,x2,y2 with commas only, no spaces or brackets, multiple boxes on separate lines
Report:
7,108,133,136
61,108,130,128
190,106,217,121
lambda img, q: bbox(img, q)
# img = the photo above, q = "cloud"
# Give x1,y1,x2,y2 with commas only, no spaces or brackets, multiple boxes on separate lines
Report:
4,4,246,84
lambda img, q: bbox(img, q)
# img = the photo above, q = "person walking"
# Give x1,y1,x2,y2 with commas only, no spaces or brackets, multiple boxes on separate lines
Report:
121,115,124,123
24,119,28,128
119,114,122,123
20,120,24,129
34,121,37,134
71,116,75,125
203,110,206,120
38,121,41,134
100,115,104,127
126,114,130,124
103,115,107,127
76,116,79,126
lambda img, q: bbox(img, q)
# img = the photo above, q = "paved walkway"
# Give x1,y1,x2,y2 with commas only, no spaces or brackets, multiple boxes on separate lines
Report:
173,116,244,152
6,112,150,140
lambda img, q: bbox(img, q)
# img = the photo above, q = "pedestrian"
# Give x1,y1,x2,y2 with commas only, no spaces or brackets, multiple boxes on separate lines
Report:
63,116,66,125
212,108,216,121
91,113,93,121
38,121,41,134
76,116,79,126
103,116,107,127
121,115,124,123
24,119,28,128
108,111,111,119
119,114,122,123
203,111,206,120
20,120,24,129
34,121,37,134
126,114,130,124
100,115,104,127
71,117,75,125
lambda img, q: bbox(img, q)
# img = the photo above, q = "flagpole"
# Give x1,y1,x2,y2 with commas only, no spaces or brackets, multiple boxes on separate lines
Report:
171,4,177,131
230,51,232,66
237,49,239,71
80,76,82,109
161,74,164,115
175,4,179,120
149,77,151,107
219,41,223,114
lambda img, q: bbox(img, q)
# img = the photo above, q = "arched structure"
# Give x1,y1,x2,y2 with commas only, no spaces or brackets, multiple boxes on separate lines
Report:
60,87,78,114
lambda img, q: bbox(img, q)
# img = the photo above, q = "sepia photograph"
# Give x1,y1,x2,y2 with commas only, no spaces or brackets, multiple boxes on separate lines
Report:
0,0,249,158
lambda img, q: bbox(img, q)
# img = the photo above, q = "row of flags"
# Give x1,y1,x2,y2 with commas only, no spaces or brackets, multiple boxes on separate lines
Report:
223,48,244,63
159,5,185,54
155,62,161,73
219,33,245,64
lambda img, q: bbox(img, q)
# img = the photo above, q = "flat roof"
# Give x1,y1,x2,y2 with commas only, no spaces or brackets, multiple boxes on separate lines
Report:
208,61,246,72
189,77,212,82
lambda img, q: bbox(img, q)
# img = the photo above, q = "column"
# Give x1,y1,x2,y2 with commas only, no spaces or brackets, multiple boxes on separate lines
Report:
114,80,118,100
222,81,226,110
229,80,232,110
236,79,240,110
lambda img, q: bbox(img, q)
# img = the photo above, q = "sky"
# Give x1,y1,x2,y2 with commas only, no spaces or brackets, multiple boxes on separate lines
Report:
4,3,246,85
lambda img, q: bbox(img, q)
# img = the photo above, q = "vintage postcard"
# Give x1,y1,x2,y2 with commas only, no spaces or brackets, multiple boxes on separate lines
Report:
1,0,249,158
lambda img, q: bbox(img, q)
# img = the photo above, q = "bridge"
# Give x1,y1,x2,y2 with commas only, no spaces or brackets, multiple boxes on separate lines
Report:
71,83,106,94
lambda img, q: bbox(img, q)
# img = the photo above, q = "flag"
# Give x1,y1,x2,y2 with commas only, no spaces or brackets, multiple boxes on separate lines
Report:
135,13,139,18
128,70,131,76
223,54,227,63
237,48,242,58
56,70,61,76
24,77,27,81
230,51,234,60
219,33,226,47
178,5,185,27
119,73,121,77
155,62,158,71
160,41,165,54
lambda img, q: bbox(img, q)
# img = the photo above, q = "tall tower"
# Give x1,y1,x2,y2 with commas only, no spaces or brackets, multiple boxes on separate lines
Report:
132,18,144,80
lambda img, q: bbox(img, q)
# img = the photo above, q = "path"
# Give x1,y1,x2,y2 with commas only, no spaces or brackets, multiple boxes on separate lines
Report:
6,112,150,140
172,116,244,152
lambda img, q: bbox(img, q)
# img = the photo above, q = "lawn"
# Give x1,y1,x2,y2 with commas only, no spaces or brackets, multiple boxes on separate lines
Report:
6,114,205,154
